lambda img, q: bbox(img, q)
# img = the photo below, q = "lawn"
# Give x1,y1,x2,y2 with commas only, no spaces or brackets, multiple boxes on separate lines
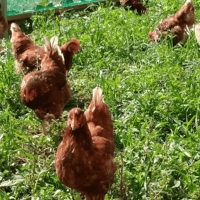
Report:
1,0,200,199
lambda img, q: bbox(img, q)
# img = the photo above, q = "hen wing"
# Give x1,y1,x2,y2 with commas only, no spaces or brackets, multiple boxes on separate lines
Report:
21,70,70,118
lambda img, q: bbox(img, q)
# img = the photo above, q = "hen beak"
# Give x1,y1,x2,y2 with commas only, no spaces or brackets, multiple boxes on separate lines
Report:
71,120,76,131
92,106,96,112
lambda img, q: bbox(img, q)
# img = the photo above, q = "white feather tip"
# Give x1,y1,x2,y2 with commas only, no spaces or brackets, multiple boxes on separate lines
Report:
92,87,104,110
92,87,103,98
44,36,64,63
185,0,192,4
50,36,59,48
10,23,20,32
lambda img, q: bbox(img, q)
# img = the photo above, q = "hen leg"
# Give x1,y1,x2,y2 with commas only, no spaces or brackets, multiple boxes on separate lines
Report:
41,113,55,134
42,120,48,134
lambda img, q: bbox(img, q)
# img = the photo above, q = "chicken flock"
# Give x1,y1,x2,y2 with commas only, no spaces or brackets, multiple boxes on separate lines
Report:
1,0,200,199
148,0,195,45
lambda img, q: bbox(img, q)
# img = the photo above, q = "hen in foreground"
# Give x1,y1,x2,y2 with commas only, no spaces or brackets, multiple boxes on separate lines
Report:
10,23,45,74
120,0,147,14
55,87,117,200
20,36,71,134
148,0,194,46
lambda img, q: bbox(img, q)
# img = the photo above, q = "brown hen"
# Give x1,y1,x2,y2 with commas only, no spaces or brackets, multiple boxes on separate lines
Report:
55,87,117,200
10,22,81,74
10,23,45,74
21,36,71,134
148,0,194,46
120,0,147,14
0,11,8,38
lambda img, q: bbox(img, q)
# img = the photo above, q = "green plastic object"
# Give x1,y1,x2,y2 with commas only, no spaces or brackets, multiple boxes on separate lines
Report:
7,0,100,16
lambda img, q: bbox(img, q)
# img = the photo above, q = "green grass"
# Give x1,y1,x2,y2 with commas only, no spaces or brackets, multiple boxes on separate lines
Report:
2,0,200,199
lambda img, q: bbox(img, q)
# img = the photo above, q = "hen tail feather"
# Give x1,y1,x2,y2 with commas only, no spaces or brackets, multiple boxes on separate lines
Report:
92,87,103,110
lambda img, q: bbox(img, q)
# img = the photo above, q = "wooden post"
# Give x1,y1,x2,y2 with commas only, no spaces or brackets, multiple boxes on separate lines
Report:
0,0,8,38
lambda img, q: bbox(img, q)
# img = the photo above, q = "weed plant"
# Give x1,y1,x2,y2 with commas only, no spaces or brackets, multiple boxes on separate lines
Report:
1,0,200,199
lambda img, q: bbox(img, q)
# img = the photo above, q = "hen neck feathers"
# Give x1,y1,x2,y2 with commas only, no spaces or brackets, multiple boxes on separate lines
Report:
64,124,93,150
